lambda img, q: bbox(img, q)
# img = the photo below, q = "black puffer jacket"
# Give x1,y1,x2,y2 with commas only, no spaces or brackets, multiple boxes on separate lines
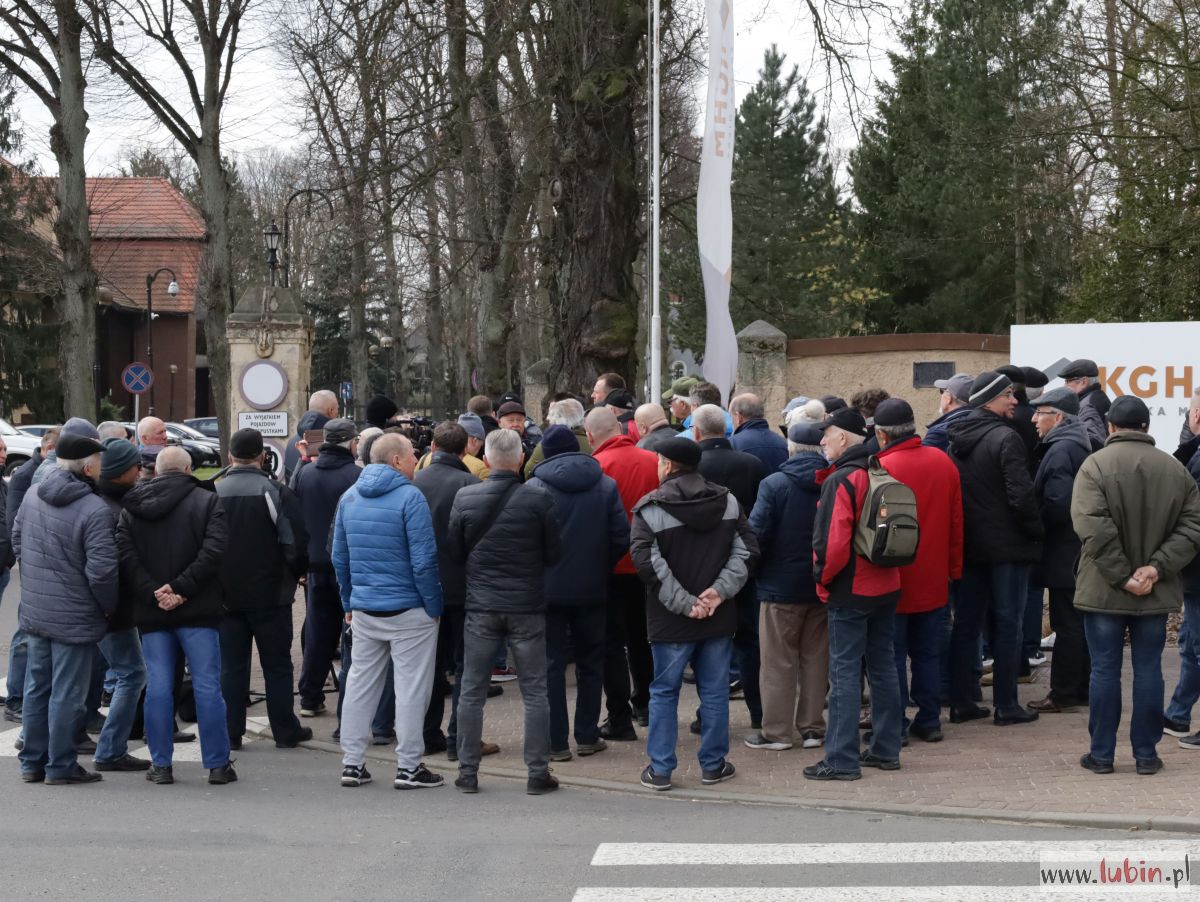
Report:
1031,419,1092,588
697,438,765,514
948,408,1043,564
446,470,562,613
291,444,360,569
413,451,480,607
117,473,227,633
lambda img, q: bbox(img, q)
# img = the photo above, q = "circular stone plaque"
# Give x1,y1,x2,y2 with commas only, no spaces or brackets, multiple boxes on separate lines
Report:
239,360,289,411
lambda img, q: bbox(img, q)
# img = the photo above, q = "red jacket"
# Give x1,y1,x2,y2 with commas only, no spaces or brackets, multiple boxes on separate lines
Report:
812,444,901,607
594,434,660,574
875,436,964,613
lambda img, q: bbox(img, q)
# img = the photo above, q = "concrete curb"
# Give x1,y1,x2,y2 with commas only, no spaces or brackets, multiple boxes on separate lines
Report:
250,727,1200,834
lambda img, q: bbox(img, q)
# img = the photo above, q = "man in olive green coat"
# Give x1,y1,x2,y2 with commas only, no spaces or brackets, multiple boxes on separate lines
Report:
1071,396,1200,776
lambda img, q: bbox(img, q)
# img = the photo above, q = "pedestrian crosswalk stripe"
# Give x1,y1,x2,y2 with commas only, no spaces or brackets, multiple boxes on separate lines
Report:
572,889,1189,901
590,842,1200,866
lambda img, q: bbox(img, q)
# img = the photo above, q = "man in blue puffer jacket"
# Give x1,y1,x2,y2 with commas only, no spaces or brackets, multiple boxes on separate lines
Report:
528,425,629,761
332,432,444,790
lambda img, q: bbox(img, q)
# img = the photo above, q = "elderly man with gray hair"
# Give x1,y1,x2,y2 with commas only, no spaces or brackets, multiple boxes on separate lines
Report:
13,432,117,785
730,393,788,475
524,397,591,477
447,428,562,795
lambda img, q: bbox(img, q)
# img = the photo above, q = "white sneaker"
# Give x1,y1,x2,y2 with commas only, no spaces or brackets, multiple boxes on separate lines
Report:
981,658,994,673
1041,632,1056,650
801,732,823,749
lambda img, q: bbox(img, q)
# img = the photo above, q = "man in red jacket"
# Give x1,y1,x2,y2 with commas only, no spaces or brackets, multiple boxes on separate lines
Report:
806,408,903,781
872,399,964,744
587,407,660,740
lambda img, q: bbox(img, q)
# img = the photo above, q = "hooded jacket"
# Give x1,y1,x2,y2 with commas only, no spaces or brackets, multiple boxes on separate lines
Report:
731,418,789,475
1031,417,1092,589
523,426,593,479
748,452,824,603
948,408,1043,564
290,444,361,570
812,444,902,608
413,451,480,607
215,467,309,610
446,470,562,613
332,463,443,618
116,472,227,633
630,471,759,644
528,452,630,606
5,450,40,537
697,437,766,514
1072,431,1200,616
924,406,972,453
875,436,964,613
13,467,119,644
593,433,660,575
284,410,331,482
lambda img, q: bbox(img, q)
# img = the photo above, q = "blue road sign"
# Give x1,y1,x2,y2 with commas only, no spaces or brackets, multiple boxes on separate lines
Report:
340,381,353,402
122,362,154,395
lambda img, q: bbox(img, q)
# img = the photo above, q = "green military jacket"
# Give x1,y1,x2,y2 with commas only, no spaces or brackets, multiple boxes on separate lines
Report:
1071,431,1200,616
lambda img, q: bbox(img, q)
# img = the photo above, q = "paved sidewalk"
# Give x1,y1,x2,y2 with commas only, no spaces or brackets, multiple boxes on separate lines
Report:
278,605,1200,831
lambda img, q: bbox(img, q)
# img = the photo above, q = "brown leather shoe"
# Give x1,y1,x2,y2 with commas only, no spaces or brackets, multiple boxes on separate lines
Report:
1028,696,1078,713
480,741,500,757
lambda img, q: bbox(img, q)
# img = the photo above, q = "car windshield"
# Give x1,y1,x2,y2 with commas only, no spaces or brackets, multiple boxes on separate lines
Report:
0,418,21,437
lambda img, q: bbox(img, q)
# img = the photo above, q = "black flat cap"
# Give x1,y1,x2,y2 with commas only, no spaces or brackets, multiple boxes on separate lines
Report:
872,398,915,428
1060,359,1099,379
657,437,702,468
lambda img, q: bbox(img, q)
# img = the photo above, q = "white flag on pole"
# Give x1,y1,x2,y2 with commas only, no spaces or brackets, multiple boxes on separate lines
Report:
697,0,736,404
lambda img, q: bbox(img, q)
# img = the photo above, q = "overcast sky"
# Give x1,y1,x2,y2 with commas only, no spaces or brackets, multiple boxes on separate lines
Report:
14,0,893,185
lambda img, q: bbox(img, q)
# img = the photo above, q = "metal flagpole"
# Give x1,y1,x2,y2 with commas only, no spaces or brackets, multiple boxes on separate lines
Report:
649,0,663,401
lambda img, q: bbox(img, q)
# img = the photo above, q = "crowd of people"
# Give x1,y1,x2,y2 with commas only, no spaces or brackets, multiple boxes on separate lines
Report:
2,360,1200,793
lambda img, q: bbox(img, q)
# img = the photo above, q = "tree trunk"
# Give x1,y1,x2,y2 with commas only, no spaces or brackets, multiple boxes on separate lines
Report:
51,0,97,419
195,129,235,454
424,174,447,418
380,201,405,406
347,186,370,422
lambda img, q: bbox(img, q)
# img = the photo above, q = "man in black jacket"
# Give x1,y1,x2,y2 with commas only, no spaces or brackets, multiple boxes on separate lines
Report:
283,390,339,482
1060,358,1111,449
291,418,361,719
446,428,562,795
630,438,759,791
413,421,500,761
947,371,1044,727
3,428,56,723
215,429,311,750
117,446,233,785
695,403,765,729
92,438,150,771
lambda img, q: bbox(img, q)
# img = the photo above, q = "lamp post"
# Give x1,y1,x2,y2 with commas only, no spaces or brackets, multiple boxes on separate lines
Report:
264,219,282,287
282,188,335,288
145,268,180,416
168,364,178,420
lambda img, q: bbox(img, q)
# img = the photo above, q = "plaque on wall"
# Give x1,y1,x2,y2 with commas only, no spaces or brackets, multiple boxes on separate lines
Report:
239,360,289,411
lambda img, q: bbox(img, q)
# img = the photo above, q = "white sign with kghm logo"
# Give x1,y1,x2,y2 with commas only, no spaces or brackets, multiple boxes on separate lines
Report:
236,411,289,437
1012,322,1200,451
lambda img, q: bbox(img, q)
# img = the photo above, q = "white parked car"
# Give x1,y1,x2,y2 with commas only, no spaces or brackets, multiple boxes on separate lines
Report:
1,417,43,477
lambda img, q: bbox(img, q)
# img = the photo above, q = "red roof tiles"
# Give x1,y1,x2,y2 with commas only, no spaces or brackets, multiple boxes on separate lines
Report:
87,178,205,240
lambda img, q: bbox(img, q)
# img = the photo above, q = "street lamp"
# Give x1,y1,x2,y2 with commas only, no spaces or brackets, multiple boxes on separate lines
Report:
168,364,178,420
145,267,180,416
264,219,282,287
282,188,335,288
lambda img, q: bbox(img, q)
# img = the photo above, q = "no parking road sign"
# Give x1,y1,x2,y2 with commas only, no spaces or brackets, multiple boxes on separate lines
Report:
122,362,154,395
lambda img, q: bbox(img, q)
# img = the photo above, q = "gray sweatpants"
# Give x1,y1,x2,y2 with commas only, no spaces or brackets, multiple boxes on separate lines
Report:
340,609,439,771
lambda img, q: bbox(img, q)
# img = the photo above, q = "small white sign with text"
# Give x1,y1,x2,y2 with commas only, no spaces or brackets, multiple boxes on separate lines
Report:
237,410,289,437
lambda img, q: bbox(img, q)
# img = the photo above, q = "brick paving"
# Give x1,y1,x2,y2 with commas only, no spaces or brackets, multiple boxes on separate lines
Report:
274,604,1200,824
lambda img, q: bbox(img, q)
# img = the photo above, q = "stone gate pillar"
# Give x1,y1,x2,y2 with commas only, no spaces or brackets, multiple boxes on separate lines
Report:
226,284,314,466
736,320,788,421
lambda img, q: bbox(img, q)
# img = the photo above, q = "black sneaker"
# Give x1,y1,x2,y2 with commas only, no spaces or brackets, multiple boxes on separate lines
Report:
908,723,944,743
487,684,504,699
803,760,861,781
598,719,637,742
229,736,243,751
994,707,1039,726
526,772,559,795
74,736,97,754
20,770,44,783
276,726,313,749
949,705,991,724
100,690,113,707
372,732,396,746
859,752,901,771
454,773,479,793
1136,756,1164,776
45,764,102,785
424,734,448,755
1079,753,1114,774
550,748,574,762
576,739,608,757
299,701,326,718
1164,716,1191,738
94,754,151,772
341,764,372,787
208,763,238,785
395,764,444,789
744,732,792,751
640,765,672,791
701,760,736,784
688,717,701,735
632,705,649,727
3,706,22,724
146,765,174,784
728,679,745,699
1179,732,1200,750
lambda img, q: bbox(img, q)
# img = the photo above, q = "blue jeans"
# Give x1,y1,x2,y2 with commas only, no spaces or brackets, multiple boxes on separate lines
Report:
1083,612,1167,764
647,636,731,777
142,628,230,769
951,562,1029,713
894,607,947,732
6,627,26,711
19,636,93,779
95,628,148,762
827,604,903,772
1166,593,1200,726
